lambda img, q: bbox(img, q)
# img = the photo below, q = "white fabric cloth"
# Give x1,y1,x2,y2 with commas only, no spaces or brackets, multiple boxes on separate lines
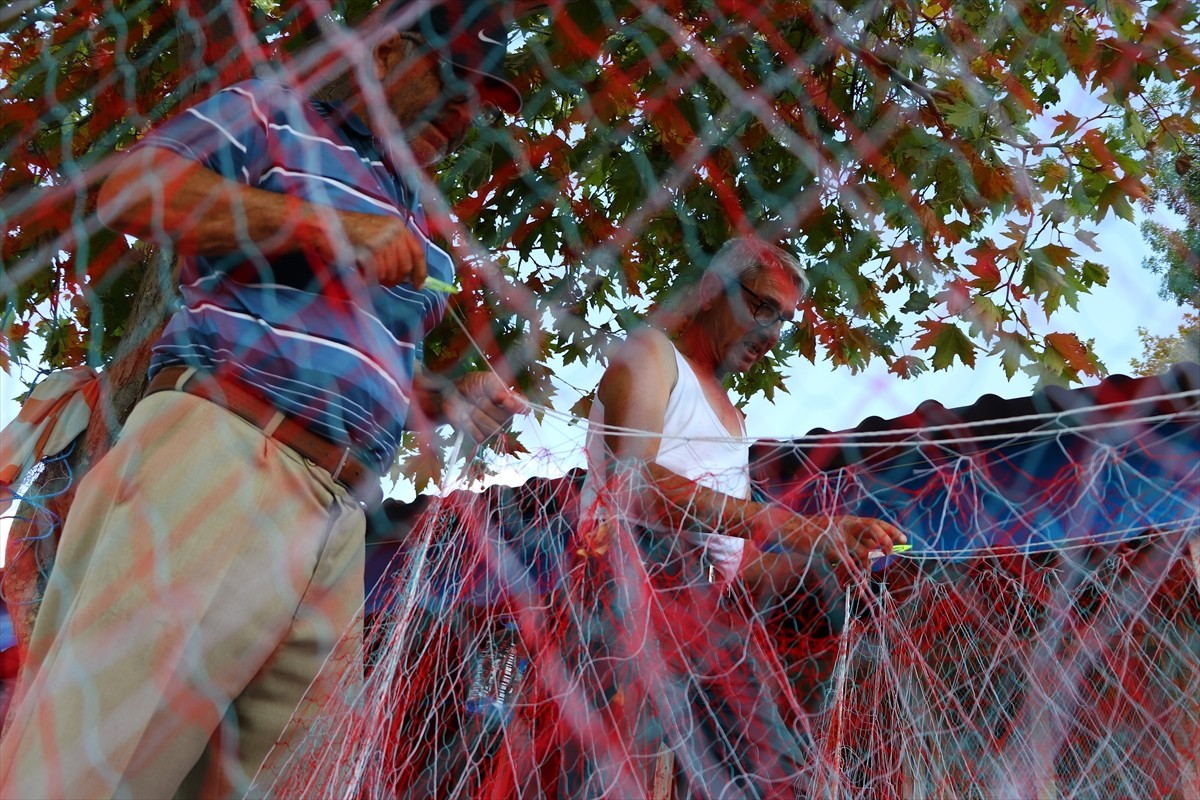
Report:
0,368,98,507
583,342,751,581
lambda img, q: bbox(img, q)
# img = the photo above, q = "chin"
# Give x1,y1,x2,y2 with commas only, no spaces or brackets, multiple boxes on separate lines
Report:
411,143,444,167
723,352,758,374
407,128,448,167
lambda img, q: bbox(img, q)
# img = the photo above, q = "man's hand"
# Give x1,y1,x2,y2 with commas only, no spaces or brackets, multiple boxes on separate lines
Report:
97,147,429,291
323,211,428,289
441,371,529,443
827,515,907,562
774,512,906,581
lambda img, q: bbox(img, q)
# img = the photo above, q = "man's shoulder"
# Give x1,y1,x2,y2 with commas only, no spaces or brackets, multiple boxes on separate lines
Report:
614,326,674,368
604,328,678,396
597,326,678,424
206,77,310,116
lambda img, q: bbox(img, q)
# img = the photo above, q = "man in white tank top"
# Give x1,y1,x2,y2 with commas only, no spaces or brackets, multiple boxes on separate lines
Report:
572,238,907,798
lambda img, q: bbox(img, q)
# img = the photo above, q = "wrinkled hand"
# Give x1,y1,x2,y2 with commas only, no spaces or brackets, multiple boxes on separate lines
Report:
825,515,907,562
444,371,529,443
777,513,906,581
328,211,427,288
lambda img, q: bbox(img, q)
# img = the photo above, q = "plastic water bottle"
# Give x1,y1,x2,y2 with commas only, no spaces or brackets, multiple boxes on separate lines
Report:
465,615,528,727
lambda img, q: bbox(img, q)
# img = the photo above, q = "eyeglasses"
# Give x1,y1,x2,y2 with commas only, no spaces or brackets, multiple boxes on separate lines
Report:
734,280,794,333
398,32,505,128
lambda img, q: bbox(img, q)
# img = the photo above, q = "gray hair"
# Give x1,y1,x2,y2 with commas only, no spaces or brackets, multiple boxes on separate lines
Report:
705,238,809,296
310,18,423,104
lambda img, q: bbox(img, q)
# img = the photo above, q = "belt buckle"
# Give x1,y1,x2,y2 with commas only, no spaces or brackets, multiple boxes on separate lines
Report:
331,447,351,482
174,366,198,392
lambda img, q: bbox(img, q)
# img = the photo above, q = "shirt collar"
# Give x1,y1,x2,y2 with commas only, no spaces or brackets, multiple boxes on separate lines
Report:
312,100,374,140
311,99,415,206
340,108,374,139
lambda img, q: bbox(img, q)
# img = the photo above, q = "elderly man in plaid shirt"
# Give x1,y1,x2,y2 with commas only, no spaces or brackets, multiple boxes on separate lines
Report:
0,2,527,797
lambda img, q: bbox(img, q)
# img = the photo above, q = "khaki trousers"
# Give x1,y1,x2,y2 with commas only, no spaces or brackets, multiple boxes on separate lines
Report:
0,391,365,798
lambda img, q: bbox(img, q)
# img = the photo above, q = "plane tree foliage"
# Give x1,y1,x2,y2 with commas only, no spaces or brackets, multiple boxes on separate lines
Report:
3,0,1199,419
1127,83,1200,308
1131,311,1199,375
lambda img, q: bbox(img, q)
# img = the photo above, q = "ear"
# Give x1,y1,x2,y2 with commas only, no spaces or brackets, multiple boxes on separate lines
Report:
374,33,408,81
697,271,725,310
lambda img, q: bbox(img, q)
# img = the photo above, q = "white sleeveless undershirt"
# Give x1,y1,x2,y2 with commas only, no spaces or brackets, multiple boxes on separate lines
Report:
583,343,751,581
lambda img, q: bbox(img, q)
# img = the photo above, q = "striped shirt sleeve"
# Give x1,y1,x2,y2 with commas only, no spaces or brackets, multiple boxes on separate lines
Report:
137,80,273,185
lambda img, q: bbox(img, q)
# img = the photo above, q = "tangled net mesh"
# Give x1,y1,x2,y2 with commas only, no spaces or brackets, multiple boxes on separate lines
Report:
260,384,1199,798
2,0,1199,798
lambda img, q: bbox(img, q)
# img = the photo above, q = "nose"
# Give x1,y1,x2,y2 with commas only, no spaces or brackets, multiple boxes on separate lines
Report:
437,99,473,146
760,325,782,351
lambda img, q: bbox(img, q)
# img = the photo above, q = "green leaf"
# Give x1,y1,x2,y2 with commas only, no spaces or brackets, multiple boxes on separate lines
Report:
1081,260,1109,288
901,290,932,314
608,154,644,218
1038,161,1070,192
967,295,1007,340
1125,108,1150,148
1038,344,1071,379
1037,84,1061,107
1033,242,1075,269
913,320,977,370
945,102,984,136
1094,181,1135,223
992,332,1035,380
1023,245,1086,313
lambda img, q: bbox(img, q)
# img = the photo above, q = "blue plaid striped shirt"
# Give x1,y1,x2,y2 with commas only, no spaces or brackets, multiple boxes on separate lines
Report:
142,79,453,474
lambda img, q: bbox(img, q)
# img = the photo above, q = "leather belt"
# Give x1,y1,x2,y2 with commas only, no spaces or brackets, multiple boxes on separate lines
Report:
145,366,379,504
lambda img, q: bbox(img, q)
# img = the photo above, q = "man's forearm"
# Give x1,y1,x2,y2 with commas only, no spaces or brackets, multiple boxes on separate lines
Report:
613,460,907,580
97,147,336,258
614,461,821,552
411,365,451,425
96,147,432,289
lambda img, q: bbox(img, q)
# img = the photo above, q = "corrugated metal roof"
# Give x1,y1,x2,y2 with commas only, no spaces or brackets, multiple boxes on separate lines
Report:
368,363,1200,548
751,362,1200,481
